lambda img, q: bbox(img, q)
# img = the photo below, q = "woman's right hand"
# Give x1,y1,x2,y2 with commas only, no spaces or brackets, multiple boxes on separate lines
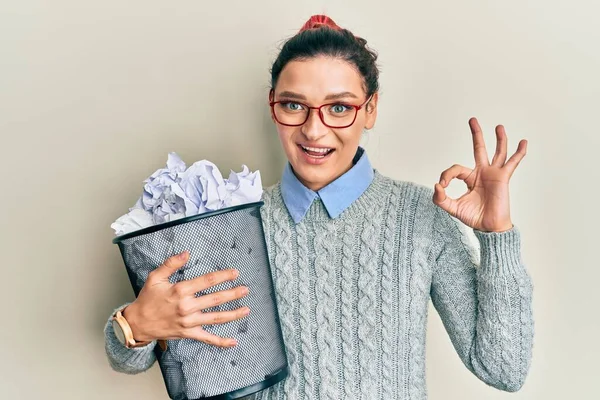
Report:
122,250,250,348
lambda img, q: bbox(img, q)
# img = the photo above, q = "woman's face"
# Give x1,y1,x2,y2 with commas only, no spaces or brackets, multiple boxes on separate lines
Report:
270,56,378,191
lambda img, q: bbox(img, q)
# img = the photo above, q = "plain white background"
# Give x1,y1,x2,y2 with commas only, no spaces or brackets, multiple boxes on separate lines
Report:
1,1,598,399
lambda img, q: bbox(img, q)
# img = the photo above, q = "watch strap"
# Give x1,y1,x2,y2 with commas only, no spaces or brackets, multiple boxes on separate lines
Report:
112,306,168,351
112,306,152,348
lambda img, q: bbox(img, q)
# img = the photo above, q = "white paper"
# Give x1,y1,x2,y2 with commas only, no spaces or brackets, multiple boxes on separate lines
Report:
112,152,263,236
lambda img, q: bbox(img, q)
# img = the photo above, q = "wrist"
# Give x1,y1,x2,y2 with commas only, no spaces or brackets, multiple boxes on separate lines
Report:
122,303,152,342
476,222,514,233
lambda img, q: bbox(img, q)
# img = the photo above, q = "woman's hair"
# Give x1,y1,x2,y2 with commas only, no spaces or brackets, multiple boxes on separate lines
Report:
270,15,380,99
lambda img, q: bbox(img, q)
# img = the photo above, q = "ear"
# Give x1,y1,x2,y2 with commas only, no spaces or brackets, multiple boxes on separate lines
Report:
364,92,379,130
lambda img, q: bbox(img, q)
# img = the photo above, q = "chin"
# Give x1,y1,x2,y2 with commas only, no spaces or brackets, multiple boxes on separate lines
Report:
298,166,335,188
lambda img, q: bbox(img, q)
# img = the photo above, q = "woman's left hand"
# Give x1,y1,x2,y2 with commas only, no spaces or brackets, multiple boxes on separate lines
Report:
432,117,528,233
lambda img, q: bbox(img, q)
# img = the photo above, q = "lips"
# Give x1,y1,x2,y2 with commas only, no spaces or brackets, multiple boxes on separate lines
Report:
298,144,335,156
296,144,336,165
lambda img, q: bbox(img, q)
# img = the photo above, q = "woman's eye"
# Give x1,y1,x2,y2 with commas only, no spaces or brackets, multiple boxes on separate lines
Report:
330,104,351,113
282,102,304,111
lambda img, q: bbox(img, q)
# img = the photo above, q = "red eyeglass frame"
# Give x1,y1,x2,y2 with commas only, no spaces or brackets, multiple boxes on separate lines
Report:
269,92,373,129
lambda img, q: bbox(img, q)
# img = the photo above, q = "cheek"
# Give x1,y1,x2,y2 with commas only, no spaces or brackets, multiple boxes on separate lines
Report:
276,126,297,142
276,127,299,153
339,126,364,145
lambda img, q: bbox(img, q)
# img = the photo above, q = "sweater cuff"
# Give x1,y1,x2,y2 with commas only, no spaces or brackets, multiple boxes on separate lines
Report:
473,225,525,277
104,302,157,371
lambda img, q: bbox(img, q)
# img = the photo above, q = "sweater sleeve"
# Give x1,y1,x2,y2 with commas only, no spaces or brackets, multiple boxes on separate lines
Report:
429,205,534,392
104,302,158,374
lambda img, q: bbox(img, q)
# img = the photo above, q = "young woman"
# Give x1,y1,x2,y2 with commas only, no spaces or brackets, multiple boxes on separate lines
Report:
105,14,533,400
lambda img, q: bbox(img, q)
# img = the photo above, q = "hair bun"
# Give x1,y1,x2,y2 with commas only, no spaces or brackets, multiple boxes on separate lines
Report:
299,14,342,32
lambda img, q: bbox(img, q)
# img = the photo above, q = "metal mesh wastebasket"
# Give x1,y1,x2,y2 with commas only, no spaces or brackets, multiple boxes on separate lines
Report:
112,201,288,399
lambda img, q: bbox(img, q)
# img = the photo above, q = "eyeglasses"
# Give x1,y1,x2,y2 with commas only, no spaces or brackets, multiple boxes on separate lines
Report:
269,93,373,128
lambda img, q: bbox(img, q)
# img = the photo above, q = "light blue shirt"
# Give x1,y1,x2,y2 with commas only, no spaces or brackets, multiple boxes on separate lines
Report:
280,146,375,224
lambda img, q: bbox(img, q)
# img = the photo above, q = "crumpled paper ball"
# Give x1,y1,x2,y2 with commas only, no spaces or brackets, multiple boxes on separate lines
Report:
111,152,262,236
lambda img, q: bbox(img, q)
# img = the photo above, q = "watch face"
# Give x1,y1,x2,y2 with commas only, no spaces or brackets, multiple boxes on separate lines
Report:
112,319,127,345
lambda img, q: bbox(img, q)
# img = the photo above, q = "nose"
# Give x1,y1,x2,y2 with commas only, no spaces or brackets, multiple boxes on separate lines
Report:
301,108,329,140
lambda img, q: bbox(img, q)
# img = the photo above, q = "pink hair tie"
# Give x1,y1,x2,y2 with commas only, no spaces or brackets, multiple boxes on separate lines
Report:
299,14,343,33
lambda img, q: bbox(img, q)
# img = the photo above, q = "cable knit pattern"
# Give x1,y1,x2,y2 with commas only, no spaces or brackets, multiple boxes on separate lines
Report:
103,170,534,399
271,205,298,400
314,220,339,400
380,181,400,400
407,187,431,400
296,218,315,400
257,188,274,400
357,205,382,398
293,221,308,400
340,221,357,399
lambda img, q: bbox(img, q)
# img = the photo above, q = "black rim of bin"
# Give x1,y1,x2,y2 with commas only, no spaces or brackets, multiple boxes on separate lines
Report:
112,201,265,244
199,366,288,399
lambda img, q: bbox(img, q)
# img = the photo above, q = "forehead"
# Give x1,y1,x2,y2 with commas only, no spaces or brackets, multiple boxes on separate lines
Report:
276,56,365,99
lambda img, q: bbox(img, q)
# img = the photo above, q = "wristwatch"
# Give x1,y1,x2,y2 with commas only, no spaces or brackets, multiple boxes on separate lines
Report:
111,306,152,348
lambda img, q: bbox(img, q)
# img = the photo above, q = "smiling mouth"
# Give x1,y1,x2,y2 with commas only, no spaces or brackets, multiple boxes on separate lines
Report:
298,144,335,158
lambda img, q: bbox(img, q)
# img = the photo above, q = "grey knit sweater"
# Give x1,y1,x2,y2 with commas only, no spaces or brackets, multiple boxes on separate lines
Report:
104,170,534,399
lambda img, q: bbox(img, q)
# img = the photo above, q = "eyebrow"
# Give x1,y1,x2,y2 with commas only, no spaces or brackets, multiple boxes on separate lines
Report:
277,91,359,101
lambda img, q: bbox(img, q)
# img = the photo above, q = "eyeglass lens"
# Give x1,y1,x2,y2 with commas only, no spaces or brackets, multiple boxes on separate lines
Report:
273,102,358,127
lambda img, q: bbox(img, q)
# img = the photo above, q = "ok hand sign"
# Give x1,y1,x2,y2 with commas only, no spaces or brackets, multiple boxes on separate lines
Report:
432,117,528,232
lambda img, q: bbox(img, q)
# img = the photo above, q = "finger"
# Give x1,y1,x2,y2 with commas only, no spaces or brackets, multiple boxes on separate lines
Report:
181,307,250,329
176,269,240,297
491,125,508,167
439,164,474,188
191,286,249,313
503,139,528,176
469,117,490,166
186,328,238,348
432,182,458,217
149,251,189,282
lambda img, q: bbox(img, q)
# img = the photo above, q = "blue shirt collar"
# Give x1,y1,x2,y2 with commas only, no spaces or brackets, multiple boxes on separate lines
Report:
280,146,374,224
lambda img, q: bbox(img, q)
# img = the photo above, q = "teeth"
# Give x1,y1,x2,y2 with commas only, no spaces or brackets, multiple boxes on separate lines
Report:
301,146,332,153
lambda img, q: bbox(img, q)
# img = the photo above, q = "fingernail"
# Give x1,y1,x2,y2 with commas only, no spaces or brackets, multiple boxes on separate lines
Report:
179,251,188,259
243,307,251,315
440,179,446,186
230,339,238,346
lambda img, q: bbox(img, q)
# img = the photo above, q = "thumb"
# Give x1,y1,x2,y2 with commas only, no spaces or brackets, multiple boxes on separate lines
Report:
153,250,189,281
